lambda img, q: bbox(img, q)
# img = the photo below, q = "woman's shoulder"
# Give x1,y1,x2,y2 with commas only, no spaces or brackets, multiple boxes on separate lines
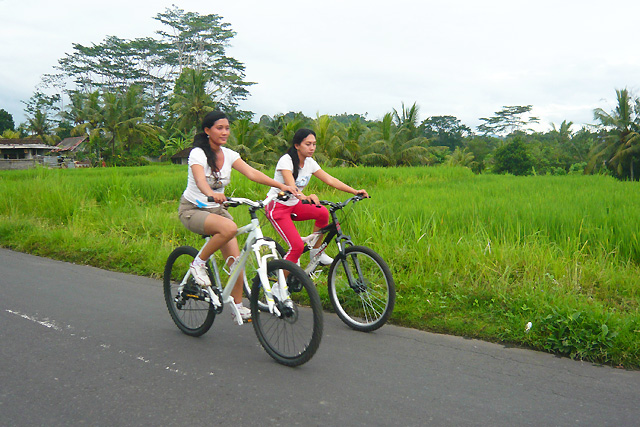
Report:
304,157,321,170
221,146,241,162
276,153,294,168
221,146,238,155
188,146,206,162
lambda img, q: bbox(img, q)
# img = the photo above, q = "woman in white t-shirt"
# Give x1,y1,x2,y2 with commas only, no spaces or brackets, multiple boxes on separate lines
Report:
178,111,297,323
266,128,369,266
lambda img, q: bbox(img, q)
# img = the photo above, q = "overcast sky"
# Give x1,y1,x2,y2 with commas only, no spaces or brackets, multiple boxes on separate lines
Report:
2,0,639,132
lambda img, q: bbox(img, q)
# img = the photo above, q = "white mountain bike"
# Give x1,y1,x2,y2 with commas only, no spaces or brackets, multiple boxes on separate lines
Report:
163,193,323,367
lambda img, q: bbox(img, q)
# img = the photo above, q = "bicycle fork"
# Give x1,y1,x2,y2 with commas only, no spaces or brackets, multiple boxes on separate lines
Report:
254,240,293,317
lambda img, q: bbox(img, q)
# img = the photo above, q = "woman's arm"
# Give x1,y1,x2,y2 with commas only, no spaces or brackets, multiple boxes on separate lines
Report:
281,169,321,204
313,169,369,198
233,159,298,195
191,164,227,203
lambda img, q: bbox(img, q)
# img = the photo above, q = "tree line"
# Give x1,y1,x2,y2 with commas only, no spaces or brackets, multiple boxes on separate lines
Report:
0,6,638,180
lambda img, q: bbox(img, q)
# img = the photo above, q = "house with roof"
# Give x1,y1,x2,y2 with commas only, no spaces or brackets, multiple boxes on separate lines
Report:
171,147,192,165
0,138,55,170
0,138,52,160
50,136,88,154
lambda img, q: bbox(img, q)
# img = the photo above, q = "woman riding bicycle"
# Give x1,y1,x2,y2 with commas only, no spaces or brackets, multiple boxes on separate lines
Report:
265,128,369,266
178,111,297,323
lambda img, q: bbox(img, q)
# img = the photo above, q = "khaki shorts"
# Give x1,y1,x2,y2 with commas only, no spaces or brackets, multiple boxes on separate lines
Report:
178,196,234,236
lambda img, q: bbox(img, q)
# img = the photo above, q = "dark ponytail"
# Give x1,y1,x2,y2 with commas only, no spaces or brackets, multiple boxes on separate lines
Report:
287,128,316,180
193,111,228,173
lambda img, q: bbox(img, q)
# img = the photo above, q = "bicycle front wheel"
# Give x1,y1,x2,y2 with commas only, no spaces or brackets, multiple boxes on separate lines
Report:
250,259,323,367
163,246,216,337
327,245,395,332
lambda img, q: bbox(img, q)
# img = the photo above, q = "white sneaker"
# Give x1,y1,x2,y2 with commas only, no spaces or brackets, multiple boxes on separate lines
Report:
310,248,333,266
232,305,252,323
189,260,211,287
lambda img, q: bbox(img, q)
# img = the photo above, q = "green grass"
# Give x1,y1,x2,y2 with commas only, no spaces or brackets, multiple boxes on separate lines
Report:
1,164,639,368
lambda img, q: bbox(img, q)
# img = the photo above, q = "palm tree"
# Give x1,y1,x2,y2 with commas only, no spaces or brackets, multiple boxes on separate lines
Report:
26,108,58,144
311,114,345,165
95,85,162,157
361,112,431,166
170,68,216,134
588,88,640,180
229,119,278,168
392,101,421,139
445,147,476,168
160,131,190,159
327,117,368,166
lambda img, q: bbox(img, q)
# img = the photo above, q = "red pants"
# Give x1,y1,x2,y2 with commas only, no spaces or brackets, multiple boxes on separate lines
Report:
266,201,329,263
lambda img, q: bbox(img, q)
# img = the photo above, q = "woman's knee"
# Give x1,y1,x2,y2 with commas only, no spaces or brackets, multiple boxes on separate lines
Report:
315,206,330,226
287,243,304,261
288,238,305,258
205,215,237,239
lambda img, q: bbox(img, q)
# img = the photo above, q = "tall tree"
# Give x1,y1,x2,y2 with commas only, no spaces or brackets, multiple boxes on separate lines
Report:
0,109,14,133
420,115,471,150
228,119,276,168
588,88,640,180
154,5,253,110
361,112,431,166
52,6,253,125
23,92,60,143
169,68,216,133
492,137,534,175
312,114,344,164
92,85,162,156
477,105,540,136
392,102,421,139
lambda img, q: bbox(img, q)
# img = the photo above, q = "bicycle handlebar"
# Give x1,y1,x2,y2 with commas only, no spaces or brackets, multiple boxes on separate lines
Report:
207,191,292,209
301,194,368,210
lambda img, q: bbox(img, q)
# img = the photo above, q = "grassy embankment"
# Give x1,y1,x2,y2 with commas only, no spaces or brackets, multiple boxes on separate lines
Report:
1,165,638,368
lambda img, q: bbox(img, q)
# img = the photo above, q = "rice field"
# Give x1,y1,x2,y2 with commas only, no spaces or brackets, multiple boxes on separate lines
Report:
1,164,638,367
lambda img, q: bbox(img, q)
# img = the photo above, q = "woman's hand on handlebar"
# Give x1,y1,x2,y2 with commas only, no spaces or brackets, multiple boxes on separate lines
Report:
281,185,300,198
303,194,321,205
207,192,227,203
355,189,369,199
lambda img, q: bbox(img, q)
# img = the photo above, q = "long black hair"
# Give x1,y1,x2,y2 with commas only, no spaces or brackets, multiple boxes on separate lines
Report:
287,128,316,180
193,111,228,173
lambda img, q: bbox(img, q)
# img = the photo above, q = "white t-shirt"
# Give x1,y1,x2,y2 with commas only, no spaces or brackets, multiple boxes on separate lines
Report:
182,146,241,208
267,154,321,206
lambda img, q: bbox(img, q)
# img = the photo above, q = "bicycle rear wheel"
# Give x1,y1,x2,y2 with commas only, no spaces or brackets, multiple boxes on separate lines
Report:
327,245,395,332
250,259,323,367
163,246,216,337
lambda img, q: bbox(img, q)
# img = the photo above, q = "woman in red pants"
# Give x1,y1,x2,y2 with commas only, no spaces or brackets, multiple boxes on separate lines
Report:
265,128,369,265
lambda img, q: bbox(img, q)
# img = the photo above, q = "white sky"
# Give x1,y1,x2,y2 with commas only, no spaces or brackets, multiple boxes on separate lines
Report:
1,0,639,132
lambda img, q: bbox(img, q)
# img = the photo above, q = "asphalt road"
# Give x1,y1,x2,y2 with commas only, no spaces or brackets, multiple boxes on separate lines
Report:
1,248,638,426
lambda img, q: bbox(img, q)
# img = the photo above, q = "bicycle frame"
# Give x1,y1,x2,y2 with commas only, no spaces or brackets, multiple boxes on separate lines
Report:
181,194,289,324
302,196,361,276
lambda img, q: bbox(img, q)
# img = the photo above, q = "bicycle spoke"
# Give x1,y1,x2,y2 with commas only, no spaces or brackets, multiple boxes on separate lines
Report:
328,246,395,332
251,259,322,367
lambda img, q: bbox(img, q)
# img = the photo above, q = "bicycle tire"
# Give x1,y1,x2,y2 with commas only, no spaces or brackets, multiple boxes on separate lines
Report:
163,246,216,337
242,238,286,312
327,245,395,332
250,259,323,367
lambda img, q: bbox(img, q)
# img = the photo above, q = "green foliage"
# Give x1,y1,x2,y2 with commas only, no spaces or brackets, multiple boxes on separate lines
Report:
588,88,640,180
420,115,471,150
16,5,640,184
169,68,216,133
0,108,15,133
538,308,618,361
493,138,534,175
1,166,639,368
477,105,540,136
